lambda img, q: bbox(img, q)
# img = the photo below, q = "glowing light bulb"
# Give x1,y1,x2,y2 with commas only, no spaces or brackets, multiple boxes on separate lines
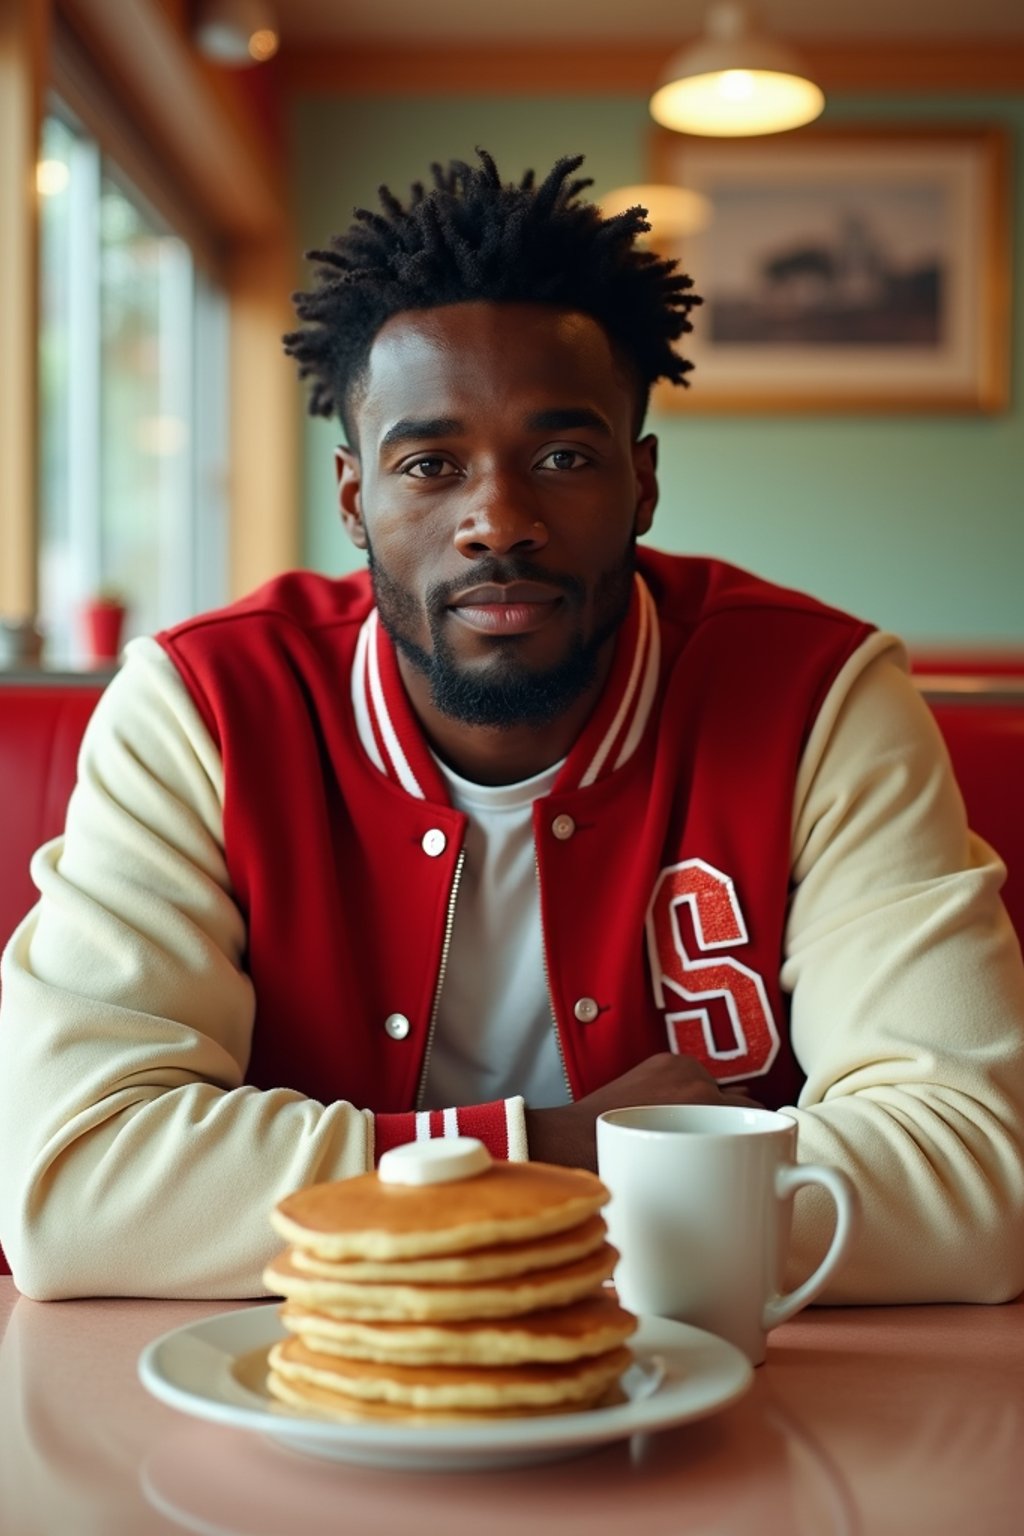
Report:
718,70,754,100
36,160,70,196
248,27,278,62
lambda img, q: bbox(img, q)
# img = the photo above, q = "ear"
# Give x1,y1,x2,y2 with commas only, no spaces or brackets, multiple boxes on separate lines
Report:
335,446,367,550
632,434,659,538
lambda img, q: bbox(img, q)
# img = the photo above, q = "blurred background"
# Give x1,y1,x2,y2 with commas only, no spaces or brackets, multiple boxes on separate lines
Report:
1,0,1021,668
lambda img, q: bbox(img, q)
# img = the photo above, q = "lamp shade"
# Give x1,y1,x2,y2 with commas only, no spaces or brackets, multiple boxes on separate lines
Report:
194,0,279,67
600,184,712,240
651,2,824,137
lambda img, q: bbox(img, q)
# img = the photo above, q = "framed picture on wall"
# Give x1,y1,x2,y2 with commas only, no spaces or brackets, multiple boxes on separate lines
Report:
649,125,1010,414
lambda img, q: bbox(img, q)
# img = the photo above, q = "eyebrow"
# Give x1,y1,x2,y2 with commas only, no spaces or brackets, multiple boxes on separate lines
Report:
525,408,613,438
378,406,614,454
379,417,463,451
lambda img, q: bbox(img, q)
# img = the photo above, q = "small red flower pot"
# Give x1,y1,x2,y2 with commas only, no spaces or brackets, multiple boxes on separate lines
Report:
82,600,126,664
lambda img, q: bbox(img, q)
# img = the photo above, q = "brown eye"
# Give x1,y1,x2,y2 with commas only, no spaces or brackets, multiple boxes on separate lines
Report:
405,457,454,478
538,448,588,471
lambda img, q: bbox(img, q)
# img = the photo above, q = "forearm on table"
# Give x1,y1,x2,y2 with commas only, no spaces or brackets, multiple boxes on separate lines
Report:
783,851,1024,1303
781,639,1024,1303
0,909,375,1300
783,1082,1024,1303
0,646,370,1299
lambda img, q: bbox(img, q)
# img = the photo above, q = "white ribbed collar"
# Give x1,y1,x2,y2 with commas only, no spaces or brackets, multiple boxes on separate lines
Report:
350,574,660,802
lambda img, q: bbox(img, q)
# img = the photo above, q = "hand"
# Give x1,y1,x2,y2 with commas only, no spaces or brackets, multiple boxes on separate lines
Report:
524,1052,763,1172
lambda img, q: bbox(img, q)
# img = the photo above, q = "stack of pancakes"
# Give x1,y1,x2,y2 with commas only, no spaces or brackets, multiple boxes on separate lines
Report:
262,1151,636,1421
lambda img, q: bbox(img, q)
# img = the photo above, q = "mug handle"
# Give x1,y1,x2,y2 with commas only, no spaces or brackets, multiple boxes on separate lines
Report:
762,1164,859,1331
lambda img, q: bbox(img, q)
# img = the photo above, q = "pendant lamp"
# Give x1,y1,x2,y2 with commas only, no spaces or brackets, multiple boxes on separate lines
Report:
650,2,824,138
194,0,279,66
600,183,712,241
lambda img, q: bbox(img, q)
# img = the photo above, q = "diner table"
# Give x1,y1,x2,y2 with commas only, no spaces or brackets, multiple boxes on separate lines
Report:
0,1276,1020,1536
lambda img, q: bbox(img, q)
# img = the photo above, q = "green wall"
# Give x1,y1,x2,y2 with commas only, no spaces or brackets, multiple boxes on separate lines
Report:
292,92,1022,649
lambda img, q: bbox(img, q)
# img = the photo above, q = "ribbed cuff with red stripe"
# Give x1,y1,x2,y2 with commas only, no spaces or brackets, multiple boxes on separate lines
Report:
370,1097,528,1166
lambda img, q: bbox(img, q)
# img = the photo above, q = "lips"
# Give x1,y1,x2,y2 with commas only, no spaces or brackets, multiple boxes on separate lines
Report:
449,582,562,608
448,581,563,637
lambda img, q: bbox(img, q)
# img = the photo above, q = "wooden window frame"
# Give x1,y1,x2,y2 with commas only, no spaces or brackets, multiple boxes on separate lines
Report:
0,0,297,634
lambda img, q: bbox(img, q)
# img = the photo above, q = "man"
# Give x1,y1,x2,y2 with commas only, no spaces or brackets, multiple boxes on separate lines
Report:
1,151,1023,1300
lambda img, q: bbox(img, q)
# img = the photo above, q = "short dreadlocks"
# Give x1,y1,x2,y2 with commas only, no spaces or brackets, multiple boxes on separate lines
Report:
283,149,701,440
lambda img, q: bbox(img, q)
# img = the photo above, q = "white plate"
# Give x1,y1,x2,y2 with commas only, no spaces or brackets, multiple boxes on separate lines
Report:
138,1304,752,1472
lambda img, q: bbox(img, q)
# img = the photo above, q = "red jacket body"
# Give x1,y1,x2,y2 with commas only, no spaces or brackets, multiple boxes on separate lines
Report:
158,550,871,1158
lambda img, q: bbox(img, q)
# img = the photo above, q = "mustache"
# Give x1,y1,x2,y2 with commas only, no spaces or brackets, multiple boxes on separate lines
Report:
427,559,585,610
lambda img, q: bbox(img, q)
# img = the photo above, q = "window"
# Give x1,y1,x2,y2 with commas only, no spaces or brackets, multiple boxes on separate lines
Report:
37,105,229,666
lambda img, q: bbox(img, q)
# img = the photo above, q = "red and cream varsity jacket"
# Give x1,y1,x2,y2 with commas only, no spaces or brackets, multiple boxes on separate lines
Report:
6,545,1024,1301
157,549,871,1160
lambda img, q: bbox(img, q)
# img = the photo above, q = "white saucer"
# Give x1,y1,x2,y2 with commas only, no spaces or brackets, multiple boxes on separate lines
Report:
138,1304,752,1472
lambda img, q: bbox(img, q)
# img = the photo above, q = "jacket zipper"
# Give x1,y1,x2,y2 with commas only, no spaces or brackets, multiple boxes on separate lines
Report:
415,847,466,1111
535,848,574,1103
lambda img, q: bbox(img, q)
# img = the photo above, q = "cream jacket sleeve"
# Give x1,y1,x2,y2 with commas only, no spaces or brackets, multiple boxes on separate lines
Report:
0,639,377,1299
781,632,1024,1303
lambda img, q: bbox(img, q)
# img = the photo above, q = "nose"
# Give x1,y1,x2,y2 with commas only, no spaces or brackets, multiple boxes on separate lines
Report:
453,476,549,560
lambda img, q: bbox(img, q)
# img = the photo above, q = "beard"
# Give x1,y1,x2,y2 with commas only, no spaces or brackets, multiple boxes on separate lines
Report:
368,544,636,730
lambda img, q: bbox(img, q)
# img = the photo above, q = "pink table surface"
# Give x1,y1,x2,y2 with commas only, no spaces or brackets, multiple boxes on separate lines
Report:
0,1277,1021,1536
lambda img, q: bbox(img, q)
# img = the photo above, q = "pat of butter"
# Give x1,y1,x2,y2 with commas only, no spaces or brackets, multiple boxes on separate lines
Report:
378,1137,492,1186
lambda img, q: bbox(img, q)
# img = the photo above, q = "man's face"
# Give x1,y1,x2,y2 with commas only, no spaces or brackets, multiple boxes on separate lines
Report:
336,301,658,730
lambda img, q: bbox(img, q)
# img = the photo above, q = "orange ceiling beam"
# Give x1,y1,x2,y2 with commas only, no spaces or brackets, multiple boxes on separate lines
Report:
282,39,1024,96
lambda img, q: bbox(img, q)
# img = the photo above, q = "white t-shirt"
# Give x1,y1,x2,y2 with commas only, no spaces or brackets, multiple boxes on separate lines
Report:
421,754,571,1112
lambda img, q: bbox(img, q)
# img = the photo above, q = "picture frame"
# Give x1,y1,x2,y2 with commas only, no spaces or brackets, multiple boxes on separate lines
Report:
649,125,1011,414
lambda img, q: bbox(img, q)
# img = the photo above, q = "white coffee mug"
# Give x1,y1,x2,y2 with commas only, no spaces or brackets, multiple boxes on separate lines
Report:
596,1104,858,1365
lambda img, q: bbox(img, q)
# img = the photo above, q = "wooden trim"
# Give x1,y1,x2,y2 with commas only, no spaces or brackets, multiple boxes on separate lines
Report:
985,124,1014,417
804,42,1024,93
58,0,286,241
284,42,671,95
282,39,1024,96
227,238,301,598
51,16,224,278
916,679,1024,702
0,0,51,621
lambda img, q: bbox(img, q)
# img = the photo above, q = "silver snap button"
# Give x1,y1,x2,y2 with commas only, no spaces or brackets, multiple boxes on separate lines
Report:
384,1012,411,1040
421,828,447,857
573,997,599,1024
551,813,576,841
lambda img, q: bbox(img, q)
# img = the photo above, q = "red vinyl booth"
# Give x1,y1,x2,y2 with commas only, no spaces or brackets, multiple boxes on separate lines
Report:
1,674,1023,1279
0,682,106,955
